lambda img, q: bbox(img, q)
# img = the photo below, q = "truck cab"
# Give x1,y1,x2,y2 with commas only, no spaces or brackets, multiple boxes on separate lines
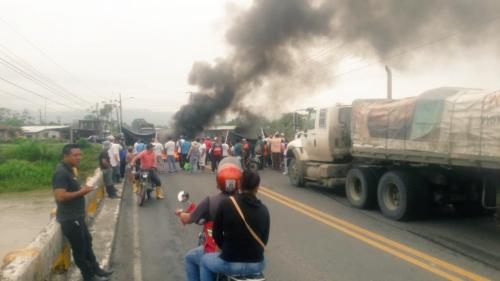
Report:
287,105,352,187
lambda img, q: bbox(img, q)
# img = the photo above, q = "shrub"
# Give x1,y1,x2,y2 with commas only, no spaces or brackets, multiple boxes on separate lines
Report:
0,160,54,192
0,141,100,193
78,139,91,149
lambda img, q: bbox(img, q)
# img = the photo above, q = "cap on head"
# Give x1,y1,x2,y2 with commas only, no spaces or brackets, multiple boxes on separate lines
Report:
102,141,111,149
107,135,115,141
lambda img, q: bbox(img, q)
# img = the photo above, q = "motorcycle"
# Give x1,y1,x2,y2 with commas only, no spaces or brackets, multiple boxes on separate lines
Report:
247,154,262,173
136,169,155,207
176,191,266,281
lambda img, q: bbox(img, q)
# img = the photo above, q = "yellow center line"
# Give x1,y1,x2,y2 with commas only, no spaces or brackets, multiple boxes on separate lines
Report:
259,186,490,281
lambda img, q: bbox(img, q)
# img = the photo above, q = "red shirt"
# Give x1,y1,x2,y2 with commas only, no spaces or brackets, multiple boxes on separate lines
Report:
204,140,212,151
134,150,156,170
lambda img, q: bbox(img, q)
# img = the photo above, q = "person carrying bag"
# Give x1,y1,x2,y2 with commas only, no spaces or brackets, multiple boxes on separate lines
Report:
199,170,270,281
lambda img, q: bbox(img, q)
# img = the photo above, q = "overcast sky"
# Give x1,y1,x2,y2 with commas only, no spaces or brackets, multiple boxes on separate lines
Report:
1,0,500,123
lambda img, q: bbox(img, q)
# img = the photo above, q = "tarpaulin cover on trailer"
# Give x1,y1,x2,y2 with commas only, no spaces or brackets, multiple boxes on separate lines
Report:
352,87,500,159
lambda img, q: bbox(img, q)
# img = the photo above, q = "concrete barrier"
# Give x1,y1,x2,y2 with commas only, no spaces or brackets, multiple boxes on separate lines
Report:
0,168,104,281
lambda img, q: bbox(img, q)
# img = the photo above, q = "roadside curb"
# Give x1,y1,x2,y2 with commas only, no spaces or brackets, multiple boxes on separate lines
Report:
0,169,124,281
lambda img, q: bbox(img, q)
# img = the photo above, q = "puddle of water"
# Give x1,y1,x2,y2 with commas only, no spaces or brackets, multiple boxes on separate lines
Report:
0,189,55,259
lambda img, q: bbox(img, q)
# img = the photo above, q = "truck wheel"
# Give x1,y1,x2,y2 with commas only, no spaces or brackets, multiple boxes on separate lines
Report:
288,159,305,187
377,171,428,221
346,168,378,209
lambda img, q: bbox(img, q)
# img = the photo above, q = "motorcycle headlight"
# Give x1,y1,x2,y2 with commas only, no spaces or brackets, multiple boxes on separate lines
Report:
141,173,148,178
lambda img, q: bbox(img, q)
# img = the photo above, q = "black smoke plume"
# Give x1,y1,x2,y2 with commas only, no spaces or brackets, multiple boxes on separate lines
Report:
173,0,500,138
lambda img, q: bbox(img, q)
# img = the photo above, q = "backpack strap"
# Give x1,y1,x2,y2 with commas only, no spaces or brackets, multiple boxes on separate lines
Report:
229,196,266,251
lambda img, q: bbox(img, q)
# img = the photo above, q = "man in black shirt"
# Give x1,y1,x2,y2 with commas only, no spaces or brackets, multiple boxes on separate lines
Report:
200,170,269,281
176,157,243,281
52,144,113,281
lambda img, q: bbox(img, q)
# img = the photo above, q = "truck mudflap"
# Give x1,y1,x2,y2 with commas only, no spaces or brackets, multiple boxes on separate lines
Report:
482,174,499,210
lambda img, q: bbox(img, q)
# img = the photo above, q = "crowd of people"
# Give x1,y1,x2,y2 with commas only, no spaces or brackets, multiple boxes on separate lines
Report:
91,132,288,202
52,131,287,280
127,132,289,175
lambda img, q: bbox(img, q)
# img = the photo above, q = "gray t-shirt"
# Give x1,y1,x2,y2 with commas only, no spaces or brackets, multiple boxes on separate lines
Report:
52,162,85,222
190,193,227,224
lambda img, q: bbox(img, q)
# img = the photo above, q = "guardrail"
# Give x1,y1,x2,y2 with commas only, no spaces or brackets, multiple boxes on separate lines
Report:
0,168,104,281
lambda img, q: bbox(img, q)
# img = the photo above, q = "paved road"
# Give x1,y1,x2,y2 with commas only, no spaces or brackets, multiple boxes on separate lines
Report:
110,168,500,281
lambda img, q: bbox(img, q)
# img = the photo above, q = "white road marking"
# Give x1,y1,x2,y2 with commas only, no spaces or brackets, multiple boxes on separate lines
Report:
132,192,143,281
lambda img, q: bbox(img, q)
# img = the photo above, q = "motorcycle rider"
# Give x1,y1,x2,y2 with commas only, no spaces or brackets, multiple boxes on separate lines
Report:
129,143,165,199
176,157,243,281
200,170,269,281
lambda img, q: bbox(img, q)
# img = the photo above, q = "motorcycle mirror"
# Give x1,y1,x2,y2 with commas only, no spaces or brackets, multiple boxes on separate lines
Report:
177,191,189,202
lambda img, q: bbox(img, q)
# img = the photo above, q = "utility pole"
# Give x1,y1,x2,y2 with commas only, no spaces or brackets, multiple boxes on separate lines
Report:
119,93,123,133
95,103,101,138
44,99,47,124
385,65,392,99
115,105,120,134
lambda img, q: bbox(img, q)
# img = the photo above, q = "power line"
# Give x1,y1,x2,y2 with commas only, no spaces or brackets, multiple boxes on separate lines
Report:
291,14,500,83
0,88,43,108
0,56,91,107
0,44,93,106
0,76,85,111
0,16,100,101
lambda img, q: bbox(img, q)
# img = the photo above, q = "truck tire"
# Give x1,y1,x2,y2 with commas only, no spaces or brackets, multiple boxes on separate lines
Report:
377,171,429,221
346,168,378,209
288,159,305,187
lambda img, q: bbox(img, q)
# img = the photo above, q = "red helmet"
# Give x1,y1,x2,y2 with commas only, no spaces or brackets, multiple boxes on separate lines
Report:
216,157,243,194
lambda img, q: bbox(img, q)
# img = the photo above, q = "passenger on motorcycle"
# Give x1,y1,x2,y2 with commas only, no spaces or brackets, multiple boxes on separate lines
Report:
129,143,165,199
200,170,269,281
176,157,242,281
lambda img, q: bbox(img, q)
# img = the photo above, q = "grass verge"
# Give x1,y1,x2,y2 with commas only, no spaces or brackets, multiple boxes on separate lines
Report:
0,140,101,193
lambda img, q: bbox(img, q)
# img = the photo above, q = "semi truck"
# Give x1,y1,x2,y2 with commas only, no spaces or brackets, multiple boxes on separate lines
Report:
286,87,499,221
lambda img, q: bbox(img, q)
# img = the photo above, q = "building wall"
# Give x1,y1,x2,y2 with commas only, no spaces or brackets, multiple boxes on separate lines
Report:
32,130,62,140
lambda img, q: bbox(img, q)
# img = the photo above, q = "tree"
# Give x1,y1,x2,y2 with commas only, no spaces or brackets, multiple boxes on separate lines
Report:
131,118,148,131
21,109,34,124
84,114,97,120
99,104,114,121
0,108,34,127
